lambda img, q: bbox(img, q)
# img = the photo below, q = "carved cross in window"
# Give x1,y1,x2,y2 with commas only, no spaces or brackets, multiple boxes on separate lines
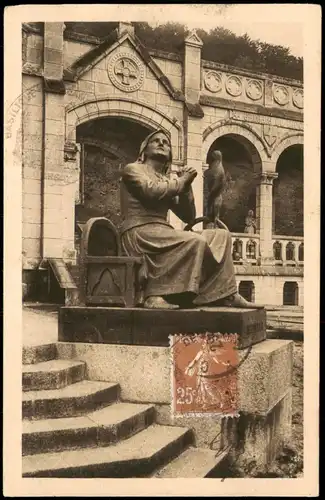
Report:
115,59,137,85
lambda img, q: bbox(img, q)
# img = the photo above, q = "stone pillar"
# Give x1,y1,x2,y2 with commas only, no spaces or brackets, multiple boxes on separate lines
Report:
42,23,72,260
258,171,278,263
183,32,204,227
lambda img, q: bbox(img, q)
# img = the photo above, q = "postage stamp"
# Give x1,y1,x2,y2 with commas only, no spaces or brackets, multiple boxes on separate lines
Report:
171,332,239,416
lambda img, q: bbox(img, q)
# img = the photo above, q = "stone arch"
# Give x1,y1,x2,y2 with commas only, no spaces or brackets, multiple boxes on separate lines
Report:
66,96,183,161
78,138,129,163
286,241,295,261
283,281,299,306
272,133,303,164
246,239,257,259
232,238,243,261
273,240,282,261
238,280,255,302
202,120,268,167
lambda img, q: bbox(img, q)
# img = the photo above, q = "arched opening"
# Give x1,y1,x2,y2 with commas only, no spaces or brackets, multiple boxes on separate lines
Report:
283,281,299,306
273,241,282,261
286,242,295,261
232,238,243,262
238,281,255,302
75,117,151,229
205,135,261,233
273,144,303,236
246,239,257,260
298,243,304,261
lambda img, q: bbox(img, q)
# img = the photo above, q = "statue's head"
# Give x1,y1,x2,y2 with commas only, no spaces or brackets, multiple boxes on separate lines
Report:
248,210,254,217
138,130,172,173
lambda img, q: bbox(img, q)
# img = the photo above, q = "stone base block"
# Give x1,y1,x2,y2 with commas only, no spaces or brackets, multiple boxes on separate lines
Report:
57,338,292,415
155,389,292,471
155,403,223,449
56,342,171,404
222,389,292,469
238,339,293,415
58,306,266,349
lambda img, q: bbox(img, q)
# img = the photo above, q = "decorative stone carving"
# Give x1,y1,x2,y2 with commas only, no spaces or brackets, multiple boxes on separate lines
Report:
225,75,243,97
230,110,303,131
263,125,278,147
185,31,203,47
273,85,290,106
108,52,144,93
292,88,303,109
204,71,222,93
64,141,80,162
246,79,263,101
260,172,278,185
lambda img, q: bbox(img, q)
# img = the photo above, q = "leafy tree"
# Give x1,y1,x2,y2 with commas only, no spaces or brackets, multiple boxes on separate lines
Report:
133,22,303,81
62,21,303,81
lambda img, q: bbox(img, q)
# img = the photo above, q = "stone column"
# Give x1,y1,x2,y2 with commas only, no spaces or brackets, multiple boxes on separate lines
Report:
183,32,204,228
42,23,72,260
257,171,278,263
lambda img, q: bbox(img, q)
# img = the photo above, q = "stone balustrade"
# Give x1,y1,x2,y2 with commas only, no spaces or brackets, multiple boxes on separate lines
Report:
231,233,260,264
272,235,304,266
201,61,303,114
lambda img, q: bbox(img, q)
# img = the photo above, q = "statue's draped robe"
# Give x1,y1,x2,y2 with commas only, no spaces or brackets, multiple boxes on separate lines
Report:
120,162,237,305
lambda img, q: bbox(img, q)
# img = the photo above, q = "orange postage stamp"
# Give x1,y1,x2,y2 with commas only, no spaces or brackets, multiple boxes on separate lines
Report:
171,332,239,416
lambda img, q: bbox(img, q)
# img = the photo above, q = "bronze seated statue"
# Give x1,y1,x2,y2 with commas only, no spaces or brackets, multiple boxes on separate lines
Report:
80,129,263,310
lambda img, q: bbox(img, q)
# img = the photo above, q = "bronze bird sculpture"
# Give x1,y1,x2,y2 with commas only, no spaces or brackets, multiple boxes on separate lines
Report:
205,150,227,227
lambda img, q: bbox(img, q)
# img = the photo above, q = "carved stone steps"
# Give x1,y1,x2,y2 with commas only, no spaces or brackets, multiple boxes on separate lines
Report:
23,343,57,365
22,380,120,420
153,447,229,478
22,402,156,456
23,359,86,391
22,424,193,477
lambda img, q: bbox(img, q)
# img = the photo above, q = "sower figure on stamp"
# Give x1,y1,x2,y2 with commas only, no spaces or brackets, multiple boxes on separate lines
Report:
184,338,230,410
120,129,264,310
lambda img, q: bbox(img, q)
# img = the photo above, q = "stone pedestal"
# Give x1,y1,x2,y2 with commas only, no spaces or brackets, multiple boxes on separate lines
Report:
57,305,293,471
58,306,266,349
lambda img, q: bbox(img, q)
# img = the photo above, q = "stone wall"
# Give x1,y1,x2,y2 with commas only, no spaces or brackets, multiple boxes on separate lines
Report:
22,74,44,269
20,22,304,305
235,274,304,306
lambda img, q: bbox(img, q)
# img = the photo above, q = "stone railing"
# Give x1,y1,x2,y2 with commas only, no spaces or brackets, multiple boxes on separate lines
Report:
272,235,304,266
201,61,303,113
231,233,260,265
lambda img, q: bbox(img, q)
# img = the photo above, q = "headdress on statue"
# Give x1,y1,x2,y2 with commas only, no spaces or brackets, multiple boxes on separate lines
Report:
137,129,173,175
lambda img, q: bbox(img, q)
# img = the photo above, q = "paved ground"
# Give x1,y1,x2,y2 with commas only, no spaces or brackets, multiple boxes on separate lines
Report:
23,306,58,346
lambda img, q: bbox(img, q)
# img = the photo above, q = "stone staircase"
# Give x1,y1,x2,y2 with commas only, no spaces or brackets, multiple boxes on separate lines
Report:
22,342,228,478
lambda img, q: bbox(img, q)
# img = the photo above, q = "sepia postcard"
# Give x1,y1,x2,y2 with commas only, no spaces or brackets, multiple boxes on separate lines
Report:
3,3,320,497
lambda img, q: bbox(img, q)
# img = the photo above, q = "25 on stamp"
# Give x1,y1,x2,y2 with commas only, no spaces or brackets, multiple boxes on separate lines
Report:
171,333,239,416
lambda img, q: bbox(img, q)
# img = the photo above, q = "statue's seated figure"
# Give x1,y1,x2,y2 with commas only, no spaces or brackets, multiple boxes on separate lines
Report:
120,129,263,310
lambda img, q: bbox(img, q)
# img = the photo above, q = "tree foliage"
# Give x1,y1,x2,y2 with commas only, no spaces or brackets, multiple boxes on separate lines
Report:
134,22,303,81
63,22,303,81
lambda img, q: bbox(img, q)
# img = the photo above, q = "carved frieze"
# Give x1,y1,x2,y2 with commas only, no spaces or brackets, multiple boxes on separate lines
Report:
229,110,303,131
204,71,222,93
246,79,263,101
273,84,290,106
225,75,243,97
292,88,303,109
107,51,144,93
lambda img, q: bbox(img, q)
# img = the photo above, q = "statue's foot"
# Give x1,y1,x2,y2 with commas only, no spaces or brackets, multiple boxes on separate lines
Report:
144,296,179,310
219,293,264,309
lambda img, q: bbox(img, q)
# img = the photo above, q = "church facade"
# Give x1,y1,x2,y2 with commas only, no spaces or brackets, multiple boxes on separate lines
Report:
21,22,304,306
